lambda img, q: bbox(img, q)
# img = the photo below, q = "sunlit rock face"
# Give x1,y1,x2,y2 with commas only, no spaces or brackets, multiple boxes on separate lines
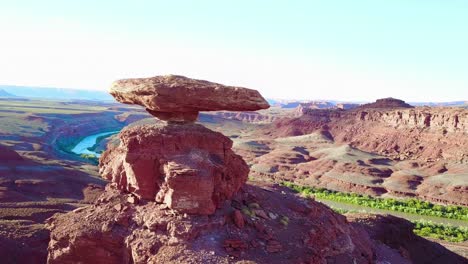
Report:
109,74,269,122
99,122,249,215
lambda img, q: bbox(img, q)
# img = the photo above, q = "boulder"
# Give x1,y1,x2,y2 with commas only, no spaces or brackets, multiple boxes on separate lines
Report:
232,209,245,228
110,75,270,122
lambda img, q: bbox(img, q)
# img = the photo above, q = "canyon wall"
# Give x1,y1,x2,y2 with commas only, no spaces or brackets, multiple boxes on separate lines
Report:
270,107,468,162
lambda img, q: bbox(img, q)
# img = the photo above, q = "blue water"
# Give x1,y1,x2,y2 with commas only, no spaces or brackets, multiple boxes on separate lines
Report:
71,131,119,157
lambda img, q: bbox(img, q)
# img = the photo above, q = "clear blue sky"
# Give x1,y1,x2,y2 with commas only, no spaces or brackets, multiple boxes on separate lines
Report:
1,0,467,101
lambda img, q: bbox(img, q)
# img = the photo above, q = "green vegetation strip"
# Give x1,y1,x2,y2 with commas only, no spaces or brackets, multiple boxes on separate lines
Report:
413,221,468,242
80,154,99,165
281,182,468,221
330,207,468,242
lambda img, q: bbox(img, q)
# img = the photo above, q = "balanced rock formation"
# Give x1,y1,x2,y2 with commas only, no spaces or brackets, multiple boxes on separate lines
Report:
110,75,270,122
98,75,268,215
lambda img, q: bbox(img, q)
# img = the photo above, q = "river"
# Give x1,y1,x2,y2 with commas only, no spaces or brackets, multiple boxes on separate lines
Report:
71,131,119,157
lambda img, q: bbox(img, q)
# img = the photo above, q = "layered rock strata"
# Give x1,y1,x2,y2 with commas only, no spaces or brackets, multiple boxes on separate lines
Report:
269,104,468,161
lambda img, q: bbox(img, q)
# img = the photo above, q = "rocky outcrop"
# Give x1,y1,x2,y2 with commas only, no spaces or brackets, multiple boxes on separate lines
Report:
46,183,377,264
359,97,413,109
354,107,466,132
100,122,249,215
110,75,269,122
211,111,278,123
336,103,360,110
294,101,357,116
98,75,260,214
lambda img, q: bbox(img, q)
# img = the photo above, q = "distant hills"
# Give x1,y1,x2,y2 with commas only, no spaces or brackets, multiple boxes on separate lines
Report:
0,85,114,101
410,101,468,108
0,86,466,108
0,89,16,97
268,98,467,109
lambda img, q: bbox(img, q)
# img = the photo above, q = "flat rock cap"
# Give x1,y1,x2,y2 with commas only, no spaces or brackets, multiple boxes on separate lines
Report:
110,75,270,121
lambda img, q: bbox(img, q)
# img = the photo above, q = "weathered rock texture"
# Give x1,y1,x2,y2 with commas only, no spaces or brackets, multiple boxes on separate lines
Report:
100,123,249,215
97,75,263,215
110,75,269,122
47,183,378,264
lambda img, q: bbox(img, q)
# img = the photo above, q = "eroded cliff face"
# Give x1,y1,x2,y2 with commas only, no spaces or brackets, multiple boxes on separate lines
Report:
211,111,278,124
342,108,467,162
356,108,466,132
257,106,468,205
270,107,468,163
